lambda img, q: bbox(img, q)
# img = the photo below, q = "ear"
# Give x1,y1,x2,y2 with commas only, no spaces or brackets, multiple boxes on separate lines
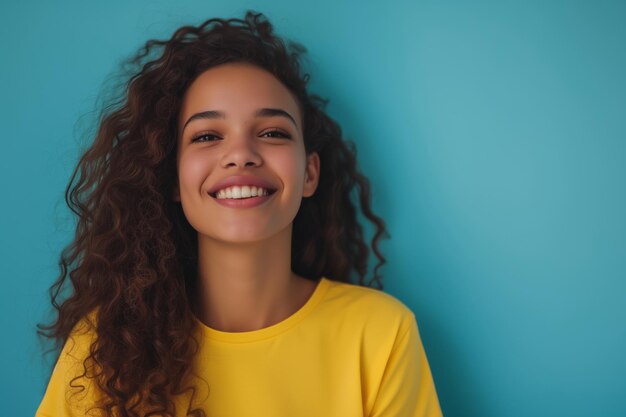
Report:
302,152,320,198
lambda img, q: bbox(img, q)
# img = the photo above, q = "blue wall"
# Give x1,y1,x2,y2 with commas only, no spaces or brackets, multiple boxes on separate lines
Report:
2,1,624,416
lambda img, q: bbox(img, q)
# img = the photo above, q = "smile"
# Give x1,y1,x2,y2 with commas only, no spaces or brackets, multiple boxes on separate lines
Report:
209,186,277,208
210,185,276,200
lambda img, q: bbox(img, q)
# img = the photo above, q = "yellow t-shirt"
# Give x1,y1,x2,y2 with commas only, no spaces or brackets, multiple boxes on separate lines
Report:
36,277,443,417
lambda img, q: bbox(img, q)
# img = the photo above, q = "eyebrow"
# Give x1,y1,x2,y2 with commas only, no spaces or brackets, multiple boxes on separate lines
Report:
181,108,298,133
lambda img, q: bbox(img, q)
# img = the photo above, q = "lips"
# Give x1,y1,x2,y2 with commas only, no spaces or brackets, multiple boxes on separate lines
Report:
207,175,278,197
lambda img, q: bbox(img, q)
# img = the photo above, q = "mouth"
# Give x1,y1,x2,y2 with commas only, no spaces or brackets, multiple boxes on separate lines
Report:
208,187,278,209
208,188,278,199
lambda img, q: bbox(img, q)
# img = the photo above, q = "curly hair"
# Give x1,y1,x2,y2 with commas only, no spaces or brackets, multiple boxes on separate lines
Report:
37,10,390,417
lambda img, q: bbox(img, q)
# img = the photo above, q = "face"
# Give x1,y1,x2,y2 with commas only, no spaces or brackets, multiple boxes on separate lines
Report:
174,62,320,244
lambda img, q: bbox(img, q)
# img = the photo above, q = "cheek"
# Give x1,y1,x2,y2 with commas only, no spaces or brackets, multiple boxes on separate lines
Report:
178,151,214,193
271,148,306,181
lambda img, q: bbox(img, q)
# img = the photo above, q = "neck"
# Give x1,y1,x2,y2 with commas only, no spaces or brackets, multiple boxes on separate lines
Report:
193,225,310,332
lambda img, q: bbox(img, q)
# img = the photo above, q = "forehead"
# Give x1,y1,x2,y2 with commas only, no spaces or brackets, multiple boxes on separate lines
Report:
178,63,301,128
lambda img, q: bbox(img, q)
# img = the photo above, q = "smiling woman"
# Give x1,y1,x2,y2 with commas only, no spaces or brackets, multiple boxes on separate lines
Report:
35,10,442,417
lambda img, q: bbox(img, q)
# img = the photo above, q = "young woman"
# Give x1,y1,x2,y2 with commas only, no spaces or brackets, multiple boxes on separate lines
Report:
35,11,443,417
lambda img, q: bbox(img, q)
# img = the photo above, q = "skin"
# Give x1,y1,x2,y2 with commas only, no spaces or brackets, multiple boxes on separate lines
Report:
173,62,321,332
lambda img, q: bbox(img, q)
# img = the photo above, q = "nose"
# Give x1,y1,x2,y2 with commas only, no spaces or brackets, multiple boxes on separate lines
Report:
219,131,263,168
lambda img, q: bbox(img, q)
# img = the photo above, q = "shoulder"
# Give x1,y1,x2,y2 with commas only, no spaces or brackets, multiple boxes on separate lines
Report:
58,308,99,364
36,309,103,417
322,277,415,316
320,277,416,337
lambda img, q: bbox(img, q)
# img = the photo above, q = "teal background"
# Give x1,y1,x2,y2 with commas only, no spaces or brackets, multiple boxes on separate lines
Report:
1,1,624,416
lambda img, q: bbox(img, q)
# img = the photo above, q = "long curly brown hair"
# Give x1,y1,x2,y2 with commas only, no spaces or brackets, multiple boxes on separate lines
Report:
37,10,390,417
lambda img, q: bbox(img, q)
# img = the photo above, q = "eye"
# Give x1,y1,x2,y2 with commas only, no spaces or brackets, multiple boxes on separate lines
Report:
261,129,291,139
191,132,221,143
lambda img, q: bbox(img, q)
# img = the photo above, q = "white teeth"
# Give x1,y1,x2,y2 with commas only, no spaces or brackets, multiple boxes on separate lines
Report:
215,185,271,199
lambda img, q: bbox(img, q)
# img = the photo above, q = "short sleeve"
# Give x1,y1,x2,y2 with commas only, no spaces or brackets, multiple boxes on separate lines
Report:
369,313,443,417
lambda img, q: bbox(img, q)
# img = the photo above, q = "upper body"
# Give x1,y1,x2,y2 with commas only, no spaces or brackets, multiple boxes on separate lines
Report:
36,276,442,417
36,11,444,417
